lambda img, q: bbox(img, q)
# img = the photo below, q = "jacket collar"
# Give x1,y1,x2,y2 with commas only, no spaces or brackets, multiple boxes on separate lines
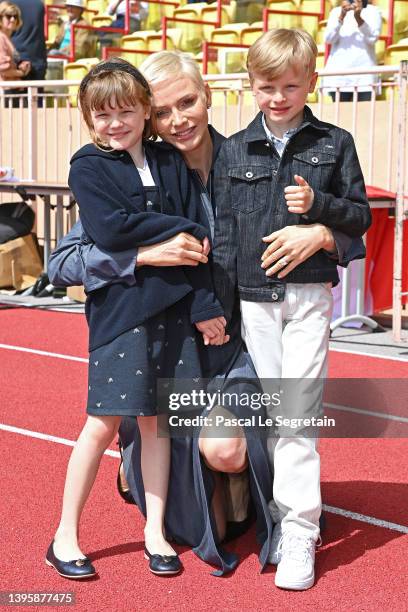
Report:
243,106,331,143
208,124,225,167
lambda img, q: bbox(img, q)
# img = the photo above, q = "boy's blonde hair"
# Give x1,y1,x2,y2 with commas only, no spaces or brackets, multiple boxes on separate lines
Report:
78,58,152,147
247,29,317,79
140,50,207,99
0,1,22,29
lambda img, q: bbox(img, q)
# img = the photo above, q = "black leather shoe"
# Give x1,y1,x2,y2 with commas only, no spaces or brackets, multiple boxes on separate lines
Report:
144,547,181,576
45,542,96,579
116,440,135,505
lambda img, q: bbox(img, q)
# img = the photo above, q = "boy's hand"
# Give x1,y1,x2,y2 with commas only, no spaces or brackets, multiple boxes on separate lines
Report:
284,175,314,214
195,316,230,346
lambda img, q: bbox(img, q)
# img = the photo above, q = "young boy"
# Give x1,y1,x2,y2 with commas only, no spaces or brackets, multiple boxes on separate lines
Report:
212,29,371,590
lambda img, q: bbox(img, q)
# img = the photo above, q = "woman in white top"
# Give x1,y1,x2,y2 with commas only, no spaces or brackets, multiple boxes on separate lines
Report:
323,0,382,101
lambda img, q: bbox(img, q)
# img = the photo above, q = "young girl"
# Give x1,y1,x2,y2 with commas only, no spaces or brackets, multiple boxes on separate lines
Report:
46,58,227,579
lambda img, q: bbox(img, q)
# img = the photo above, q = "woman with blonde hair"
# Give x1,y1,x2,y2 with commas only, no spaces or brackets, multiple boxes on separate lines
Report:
0,0,30,104
49,50,364,575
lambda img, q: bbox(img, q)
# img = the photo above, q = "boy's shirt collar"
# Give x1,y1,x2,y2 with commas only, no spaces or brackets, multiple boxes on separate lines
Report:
242,107,330,144
261,114,298,156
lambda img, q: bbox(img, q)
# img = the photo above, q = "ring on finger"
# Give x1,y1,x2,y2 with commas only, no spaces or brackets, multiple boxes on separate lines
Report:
279,257,289,268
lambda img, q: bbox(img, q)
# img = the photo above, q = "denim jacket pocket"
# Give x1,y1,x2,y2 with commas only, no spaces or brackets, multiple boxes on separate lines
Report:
292,151,336,188
228,166,272,213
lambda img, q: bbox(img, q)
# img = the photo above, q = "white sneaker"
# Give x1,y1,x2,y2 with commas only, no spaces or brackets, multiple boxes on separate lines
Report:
274,532,320,591
267,522,282,565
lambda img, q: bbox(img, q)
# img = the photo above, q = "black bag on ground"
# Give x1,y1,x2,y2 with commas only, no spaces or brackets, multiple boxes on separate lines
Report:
0,202,35,244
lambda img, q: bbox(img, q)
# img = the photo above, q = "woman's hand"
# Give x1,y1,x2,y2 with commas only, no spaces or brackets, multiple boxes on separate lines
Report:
137,232,209,267
261,224,336,278
195,316,230,346
18,60,31,77
339,0,354,22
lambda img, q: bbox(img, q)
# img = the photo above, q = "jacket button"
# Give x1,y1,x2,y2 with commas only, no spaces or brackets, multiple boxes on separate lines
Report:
245,171,254,179
311,156,319,163
272,170,277,175
271,292,279,301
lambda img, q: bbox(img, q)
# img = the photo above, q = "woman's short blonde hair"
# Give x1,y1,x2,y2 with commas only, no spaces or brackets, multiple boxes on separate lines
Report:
140,50,207,98
247,29,318,79
0,1,22,30
78,58,152,147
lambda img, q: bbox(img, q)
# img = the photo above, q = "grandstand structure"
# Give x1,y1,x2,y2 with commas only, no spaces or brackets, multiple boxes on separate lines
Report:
42,0,408,77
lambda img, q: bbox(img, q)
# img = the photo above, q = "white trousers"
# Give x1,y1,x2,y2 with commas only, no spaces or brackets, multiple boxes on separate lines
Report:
240,283,333,540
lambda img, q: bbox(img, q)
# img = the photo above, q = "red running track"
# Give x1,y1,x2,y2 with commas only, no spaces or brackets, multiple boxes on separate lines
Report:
1,309,407,611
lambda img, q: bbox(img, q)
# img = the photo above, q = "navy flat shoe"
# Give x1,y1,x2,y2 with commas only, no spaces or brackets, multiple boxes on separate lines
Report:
45,542,96,579
144,547,181,576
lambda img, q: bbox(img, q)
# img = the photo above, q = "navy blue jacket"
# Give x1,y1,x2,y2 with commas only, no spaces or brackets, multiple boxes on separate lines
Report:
12,0,47,78
69,142,223,350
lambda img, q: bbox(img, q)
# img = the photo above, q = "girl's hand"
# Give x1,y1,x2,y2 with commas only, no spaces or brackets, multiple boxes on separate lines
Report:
195,316,230,346
261,224,335,278
202,236,211,257
284,175,314,214
137,232,208,267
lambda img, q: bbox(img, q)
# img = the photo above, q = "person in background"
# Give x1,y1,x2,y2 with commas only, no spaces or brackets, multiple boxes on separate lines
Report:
323,0,382,102
48,0,96,60
0,1,30,107
107,0,148,32
11,0,46,81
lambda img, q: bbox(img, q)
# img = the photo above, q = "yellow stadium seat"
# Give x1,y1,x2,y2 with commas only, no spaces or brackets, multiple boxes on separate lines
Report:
64,58,100,105
300,0,331,20
46,22,61,47
201,4,232,41
375,37,386,63
394,0,408,40
211,23,249,74
384,43,408,65
172,4,209,53
241,23,264,46
87,0,108,14
145,1,175,31
91,14,113,28
120,31,156,66
266,0,301,29
145,28,183,52
315,19,327,45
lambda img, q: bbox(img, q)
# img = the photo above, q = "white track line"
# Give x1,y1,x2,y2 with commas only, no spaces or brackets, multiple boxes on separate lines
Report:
0,343,406,424
0,343,88,363
330,346,408,363
0,423,119,458
324,402,408,423
1,422,407,535
322,504,408,534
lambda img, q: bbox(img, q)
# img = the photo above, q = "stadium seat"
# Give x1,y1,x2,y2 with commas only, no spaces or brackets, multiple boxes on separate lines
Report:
300,0,331,20
241,23,264,46
145,28,183,52
315,19,327,46
201,4,232,41
384,42,408,65
64,58,100,106
87,0,108,14
265,0,301,29
145,1,175,31
91,14,113,28
211,23,250,74
119,31,156,66
172,4,209,53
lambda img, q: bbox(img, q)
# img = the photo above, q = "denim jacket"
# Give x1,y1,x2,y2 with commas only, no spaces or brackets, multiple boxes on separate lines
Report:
212,107,372,318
